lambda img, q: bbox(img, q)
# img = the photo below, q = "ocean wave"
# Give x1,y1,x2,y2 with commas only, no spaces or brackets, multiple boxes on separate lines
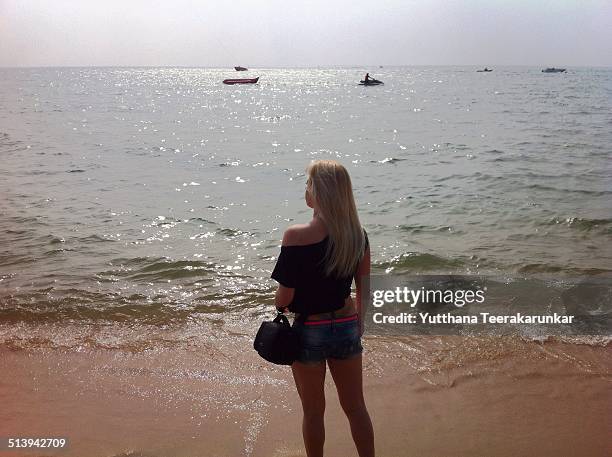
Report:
542,216,612,233
0,253,38,267
366,334,610,388
0,289,248,325
516,263,611,275
92,254,250,283
377,252,465,272
396,224,463,235
216,227,257,238
0,131,27,154
1,320,609,356
526,183,611,196
0,269,274,325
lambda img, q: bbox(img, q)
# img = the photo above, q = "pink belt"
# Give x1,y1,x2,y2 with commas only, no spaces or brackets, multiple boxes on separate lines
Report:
303,314,359,326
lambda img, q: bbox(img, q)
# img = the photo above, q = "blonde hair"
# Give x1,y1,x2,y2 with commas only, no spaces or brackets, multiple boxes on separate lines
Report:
306,160,366,277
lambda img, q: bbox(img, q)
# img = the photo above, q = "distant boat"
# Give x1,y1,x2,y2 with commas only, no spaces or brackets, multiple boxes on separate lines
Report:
477,67,493,72
542,68,566,73
234,66,248,71
223,77,259,85
359,79,383,86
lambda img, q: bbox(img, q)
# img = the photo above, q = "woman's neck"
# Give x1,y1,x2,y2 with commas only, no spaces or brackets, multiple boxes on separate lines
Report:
310,211,329,238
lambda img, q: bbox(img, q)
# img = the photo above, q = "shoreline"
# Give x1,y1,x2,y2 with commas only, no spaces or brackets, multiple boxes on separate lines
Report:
2,336,610,457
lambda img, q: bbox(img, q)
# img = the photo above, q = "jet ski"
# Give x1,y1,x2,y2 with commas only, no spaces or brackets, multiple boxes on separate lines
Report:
359,79,383,86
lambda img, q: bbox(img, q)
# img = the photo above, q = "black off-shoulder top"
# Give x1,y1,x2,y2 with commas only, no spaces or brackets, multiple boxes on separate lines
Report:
271,230,369,315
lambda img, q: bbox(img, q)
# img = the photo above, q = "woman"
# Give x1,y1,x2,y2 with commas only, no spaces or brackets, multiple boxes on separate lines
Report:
271,160,374,457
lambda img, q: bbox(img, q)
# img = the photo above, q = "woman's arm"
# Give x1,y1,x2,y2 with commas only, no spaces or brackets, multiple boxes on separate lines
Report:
273,227,299,312
275,285,294,312
355,245,371,336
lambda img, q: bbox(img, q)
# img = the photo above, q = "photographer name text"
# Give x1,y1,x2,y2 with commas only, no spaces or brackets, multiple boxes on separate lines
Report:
372,312,575,324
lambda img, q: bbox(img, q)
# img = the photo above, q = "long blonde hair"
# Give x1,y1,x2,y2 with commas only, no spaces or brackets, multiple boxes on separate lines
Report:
306,160,365,277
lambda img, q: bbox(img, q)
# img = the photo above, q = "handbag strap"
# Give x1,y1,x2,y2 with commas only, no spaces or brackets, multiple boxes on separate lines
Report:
273,312,290,325
275,307,309,324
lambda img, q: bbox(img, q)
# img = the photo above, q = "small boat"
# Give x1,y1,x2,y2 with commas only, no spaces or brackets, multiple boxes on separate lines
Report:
477,67,493,72
359,79,383,86
234,66,248,71
542,68,566,73
223,77,259,85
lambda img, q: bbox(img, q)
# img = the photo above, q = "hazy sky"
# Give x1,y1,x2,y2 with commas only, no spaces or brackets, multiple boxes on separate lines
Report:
1,0,610,67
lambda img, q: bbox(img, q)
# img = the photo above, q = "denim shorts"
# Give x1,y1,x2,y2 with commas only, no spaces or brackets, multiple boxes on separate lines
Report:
292,314,363,363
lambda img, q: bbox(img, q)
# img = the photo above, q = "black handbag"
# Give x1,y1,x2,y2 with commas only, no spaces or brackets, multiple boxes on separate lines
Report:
253,312,300,365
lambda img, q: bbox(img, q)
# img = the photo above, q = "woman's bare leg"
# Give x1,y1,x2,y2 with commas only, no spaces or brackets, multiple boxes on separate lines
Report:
292,360,327,457
328,354,374,457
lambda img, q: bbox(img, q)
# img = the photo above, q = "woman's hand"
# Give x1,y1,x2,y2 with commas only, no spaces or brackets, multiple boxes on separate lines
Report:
275,285,294,311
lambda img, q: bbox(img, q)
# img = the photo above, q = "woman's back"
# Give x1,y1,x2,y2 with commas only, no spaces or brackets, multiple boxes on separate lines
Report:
272,222,368,316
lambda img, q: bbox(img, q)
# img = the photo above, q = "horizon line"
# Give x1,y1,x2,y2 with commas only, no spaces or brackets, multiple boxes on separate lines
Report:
1,64,611,70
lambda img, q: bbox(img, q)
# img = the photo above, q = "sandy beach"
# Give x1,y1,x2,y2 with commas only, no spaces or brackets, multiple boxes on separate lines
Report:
2,0,612,452
2,65,611,456
2,333,610,457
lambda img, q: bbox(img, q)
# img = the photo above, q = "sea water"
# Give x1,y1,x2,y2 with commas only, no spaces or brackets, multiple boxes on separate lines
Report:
1,66,611,349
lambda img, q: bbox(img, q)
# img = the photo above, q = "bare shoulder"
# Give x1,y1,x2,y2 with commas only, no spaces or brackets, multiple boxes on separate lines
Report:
281,222,325,246
281,224,309,246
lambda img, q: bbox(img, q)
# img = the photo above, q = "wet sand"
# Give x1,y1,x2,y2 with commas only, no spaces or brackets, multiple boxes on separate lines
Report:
1,336,610,457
